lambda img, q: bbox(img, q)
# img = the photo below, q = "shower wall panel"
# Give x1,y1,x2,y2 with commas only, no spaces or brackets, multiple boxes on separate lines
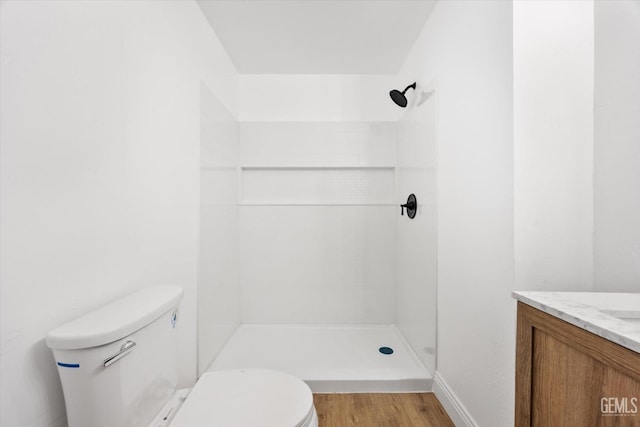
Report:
238,122,397,324
396,83,437,375
198,84,240,375
241,167,395,205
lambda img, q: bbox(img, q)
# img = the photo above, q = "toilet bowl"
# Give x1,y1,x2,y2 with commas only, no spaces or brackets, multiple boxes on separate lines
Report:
46,286,317,427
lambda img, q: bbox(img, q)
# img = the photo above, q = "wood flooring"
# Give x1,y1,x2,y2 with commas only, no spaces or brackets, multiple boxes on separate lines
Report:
313,393,455,427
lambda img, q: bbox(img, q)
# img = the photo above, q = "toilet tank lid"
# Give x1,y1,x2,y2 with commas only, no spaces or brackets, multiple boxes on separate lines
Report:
46,286,183,350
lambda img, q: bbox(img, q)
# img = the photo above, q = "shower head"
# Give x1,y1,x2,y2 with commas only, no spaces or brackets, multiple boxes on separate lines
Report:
389,82,417,108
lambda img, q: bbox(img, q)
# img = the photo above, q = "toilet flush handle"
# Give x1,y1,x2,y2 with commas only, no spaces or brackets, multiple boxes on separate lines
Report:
104,340,136,368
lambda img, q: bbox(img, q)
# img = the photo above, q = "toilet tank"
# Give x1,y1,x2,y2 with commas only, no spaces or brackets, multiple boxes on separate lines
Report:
46,286,183,427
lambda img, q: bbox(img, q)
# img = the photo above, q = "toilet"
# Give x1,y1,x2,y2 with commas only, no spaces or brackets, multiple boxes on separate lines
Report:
46,286,318,427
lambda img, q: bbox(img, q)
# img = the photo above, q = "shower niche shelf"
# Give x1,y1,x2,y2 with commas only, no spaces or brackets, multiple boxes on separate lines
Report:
240,165,396,169
200,165,237,170
239,202,397,206
240,165,395,206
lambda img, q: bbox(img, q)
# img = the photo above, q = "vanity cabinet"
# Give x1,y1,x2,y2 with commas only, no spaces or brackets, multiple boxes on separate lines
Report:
515,302,640,426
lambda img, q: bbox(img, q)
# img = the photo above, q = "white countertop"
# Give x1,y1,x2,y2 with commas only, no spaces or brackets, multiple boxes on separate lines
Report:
512,291,640,354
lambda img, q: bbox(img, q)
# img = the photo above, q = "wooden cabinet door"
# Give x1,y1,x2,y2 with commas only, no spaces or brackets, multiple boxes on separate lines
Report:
516,302,640,427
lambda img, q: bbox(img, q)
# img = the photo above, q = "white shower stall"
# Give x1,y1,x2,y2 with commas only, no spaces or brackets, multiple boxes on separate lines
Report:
198,75,437,392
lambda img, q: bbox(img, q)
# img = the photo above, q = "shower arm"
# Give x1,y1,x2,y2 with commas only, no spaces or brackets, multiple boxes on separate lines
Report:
401,82,417,95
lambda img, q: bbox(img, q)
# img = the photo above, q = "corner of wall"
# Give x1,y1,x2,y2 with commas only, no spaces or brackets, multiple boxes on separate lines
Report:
433,371,480,427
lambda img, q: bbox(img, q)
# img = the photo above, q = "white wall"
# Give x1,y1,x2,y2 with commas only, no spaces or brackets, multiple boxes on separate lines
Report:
238,122,398,324
397,1,514,425
594,0,640,292
402,1,595,425
0,1,237,426
514,0,594,292
198,84,240,375
395,81,437,374
239,74,400,122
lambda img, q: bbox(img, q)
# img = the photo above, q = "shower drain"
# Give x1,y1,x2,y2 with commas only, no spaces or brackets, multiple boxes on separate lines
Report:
378,346,394,355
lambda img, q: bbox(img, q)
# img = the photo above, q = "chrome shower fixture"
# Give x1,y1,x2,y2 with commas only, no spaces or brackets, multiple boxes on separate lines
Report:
389,82,417,108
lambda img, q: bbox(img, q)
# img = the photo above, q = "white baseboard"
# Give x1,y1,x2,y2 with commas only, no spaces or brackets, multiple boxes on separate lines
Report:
433,371,479,427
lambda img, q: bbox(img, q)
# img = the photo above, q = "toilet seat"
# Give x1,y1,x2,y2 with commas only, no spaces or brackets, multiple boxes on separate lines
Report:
170,369,316,427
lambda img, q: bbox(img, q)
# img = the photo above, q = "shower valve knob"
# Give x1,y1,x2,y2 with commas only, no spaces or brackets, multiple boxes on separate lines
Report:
400,194,417,219
400,202,414,215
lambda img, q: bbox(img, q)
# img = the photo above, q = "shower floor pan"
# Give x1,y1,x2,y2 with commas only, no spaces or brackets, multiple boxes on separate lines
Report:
207,324,433,393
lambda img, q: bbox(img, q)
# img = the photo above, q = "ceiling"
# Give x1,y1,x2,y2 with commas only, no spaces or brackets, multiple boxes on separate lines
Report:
197,1,436,74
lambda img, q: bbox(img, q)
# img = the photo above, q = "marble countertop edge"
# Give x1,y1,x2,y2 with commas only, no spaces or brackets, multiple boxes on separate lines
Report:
512,291,640,354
